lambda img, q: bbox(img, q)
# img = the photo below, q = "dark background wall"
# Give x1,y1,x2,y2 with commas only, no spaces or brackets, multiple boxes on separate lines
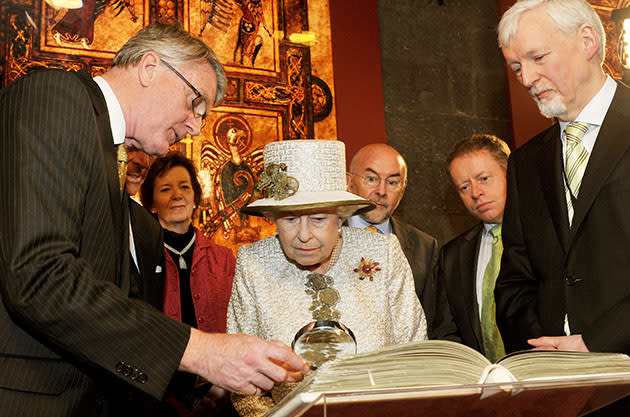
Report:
327,0,557,245
376,0,512,244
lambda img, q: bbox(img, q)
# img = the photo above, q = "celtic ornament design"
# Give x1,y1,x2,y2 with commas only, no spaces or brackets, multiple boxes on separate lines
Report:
255,163,299,200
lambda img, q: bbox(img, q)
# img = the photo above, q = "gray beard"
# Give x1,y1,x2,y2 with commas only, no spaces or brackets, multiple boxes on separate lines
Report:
533,95,567,119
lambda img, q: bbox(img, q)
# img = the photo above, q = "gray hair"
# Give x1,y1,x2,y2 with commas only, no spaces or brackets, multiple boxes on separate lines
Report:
113,23,227,106
498,0,606,64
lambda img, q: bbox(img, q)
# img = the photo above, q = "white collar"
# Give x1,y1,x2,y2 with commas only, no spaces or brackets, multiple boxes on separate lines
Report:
347,215,391,234
93,76,126,146
559,74,617,131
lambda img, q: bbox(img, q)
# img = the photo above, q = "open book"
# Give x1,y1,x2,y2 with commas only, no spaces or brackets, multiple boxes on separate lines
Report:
268,340,630,417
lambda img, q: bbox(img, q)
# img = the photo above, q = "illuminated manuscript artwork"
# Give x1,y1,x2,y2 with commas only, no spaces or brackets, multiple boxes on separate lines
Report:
588,1,627,79
0,0,338,255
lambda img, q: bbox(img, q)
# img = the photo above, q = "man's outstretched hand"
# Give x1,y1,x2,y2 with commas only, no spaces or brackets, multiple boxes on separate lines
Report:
179,329,309,396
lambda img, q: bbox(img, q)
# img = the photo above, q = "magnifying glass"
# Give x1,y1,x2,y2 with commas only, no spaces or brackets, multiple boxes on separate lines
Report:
292,320,357,369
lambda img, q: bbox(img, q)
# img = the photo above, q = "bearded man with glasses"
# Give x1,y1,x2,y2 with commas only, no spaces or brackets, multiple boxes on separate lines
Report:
346,143,439,335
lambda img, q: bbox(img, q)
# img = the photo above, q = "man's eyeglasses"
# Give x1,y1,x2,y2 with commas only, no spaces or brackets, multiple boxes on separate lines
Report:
349,172,406,191
160,59,208,123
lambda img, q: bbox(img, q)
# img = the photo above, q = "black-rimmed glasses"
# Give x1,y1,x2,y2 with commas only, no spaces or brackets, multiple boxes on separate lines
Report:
160,59,208,122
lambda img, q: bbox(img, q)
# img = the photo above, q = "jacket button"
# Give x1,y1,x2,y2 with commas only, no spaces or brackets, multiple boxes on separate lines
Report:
115,362,133,377
198,316,204,323
137,372,148,384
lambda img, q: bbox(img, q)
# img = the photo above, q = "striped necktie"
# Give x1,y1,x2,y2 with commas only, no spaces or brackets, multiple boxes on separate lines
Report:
564,122,590,225
481,224,506,362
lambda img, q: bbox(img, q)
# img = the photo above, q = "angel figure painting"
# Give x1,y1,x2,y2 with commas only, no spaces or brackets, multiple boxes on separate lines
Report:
196,114,275,254
195,0,276,72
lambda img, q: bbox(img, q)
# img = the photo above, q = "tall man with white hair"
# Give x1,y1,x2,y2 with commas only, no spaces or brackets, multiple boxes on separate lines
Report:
495,0,630,370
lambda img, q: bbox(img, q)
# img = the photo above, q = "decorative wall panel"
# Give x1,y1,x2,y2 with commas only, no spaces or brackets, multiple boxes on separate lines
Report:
590,0,630,80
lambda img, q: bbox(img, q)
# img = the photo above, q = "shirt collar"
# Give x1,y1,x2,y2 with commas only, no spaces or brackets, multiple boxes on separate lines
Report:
483,222,499,237
93,76,126,146
559,74,617,132
347,215,391,234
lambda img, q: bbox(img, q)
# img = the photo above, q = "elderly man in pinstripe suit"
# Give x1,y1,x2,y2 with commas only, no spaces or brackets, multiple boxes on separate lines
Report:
0,23,306,417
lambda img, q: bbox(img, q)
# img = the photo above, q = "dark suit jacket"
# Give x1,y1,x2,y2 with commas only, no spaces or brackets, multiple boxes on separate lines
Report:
496,85,630,355
0,69,189,417
390,217,439,334
129,199,165,309
432,223,485,354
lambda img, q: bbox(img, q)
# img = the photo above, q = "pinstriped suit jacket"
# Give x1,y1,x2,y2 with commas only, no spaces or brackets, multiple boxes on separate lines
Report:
0,69,189,417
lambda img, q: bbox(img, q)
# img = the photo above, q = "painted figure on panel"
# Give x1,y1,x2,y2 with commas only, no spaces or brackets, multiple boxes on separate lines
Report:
50,0,138,48
199,0,271,67
197,115,265,244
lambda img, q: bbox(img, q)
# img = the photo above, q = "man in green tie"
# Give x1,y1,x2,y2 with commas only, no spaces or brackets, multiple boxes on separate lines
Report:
432,134,510,363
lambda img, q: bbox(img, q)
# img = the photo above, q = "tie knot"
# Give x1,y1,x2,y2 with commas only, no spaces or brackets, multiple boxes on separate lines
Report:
565,122,589,144
489,224,501,243
116,144,128,164
365,225,379,233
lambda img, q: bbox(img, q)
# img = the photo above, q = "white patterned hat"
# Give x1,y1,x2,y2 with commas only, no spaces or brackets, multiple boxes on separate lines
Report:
242,139,373,216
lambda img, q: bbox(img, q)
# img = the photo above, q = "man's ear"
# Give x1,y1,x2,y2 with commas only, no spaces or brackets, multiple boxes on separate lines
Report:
137,51,160,87
578,23,599,62
346,172,354,191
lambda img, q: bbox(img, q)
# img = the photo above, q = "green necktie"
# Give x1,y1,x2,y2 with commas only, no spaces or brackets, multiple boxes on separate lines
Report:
481,224,506,362
564,122,590,225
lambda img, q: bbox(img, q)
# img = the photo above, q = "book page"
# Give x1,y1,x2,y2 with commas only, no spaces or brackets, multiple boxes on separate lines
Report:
308,340,491,392
497,350,630,381
478,364,518,384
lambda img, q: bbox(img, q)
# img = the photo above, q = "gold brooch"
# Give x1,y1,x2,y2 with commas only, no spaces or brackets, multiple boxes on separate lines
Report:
354,257,381,281
255,163,299,200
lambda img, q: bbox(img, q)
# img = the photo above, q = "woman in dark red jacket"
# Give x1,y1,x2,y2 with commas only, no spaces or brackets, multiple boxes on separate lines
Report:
141,151,236,416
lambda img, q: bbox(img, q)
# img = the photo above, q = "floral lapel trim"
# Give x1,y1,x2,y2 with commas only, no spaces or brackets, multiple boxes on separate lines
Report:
354,257,381,281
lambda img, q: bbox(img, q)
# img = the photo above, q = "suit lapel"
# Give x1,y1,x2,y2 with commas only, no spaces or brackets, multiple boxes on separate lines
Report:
570,87,630,243
536,125,570,253
75,71,126,290
390,218,408,249
460,224,484,350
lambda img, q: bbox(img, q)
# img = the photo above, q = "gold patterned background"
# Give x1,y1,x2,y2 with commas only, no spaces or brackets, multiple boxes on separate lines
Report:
590,0,630,79
0,0,338,255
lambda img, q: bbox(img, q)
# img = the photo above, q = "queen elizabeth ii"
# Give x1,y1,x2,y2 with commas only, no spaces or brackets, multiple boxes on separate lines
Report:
228,140,426,416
